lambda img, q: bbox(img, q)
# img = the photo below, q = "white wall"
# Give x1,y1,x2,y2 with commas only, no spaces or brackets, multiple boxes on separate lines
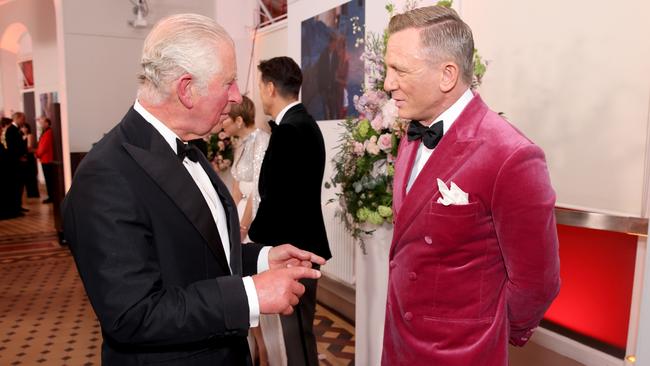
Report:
60,0,215,153
248,22,289,130
460,0,650,217
0,48,19,115
215,0,257,97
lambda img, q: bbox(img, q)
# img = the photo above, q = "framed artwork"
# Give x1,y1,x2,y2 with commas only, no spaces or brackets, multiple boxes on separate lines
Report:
39,92,59,120
301,0,365,120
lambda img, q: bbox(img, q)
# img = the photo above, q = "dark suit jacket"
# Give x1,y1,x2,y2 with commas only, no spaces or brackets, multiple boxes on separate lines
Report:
63,107,263,365
249,103,331,260
5,124,26,162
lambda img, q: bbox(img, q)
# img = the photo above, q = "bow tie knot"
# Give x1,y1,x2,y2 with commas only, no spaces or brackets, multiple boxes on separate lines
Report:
176,139,200,162
407,120,444,149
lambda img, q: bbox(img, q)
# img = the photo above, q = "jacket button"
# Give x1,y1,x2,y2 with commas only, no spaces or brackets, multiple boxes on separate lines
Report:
389,260,396,268
424,236,433,244
404,312,413,321
408,272,417,281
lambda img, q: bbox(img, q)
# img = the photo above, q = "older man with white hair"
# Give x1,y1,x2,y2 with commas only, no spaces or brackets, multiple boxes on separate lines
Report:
63,14,325,366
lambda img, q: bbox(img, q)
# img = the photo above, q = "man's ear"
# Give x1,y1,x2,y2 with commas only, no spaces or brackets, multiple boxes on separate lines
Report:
266,81,276,98
177,74,194,109
439,62,460,93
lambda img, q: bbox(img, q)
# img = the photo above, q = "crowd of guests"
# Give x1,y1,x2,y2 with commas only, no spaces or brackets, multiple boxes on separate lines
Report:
0,112,55,220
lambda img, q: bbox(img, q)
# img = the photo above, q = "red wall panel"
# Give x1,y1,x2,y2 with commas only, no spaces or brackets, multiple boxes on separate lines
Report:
544,224,638,350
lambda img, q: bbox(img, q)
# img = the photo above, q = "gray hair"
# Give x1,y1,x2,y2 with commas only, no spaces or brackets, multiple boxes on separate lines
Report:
137,13,233,103
388,6,474,85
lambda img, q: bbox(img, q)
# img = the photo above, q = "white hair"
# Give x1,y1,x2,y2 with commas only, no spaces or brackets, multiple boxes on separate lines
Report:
137,13,233,104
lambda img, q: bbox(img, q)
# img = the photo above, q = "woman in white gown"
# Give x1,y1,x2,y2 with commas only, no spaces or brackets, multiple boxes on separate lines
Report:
222,96,287,366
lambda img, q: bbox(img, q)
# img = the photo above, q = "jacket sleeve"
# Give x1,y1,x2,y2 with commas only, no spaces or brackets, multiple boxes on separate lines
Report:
63,159,250,347
491,143,561,346
36,130,52,159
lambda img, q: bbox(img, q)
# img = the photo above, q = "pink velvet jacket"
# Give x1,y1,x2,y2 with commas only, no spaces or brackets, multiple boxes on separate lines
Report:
382,94,561,366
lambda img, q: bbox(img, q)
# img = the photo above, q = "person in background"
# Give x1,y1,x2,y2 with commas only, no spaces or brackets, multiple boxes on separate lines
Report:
250,57,331,366
20,123,40,198
6,112,28,216
35,116,55,203
0,117,15,219
222,95,285,366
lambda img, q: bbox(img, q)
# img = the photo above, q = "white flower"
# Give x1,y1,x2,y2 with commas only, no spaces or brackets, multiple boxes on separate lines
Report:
365,136,380,155
370,159,387,178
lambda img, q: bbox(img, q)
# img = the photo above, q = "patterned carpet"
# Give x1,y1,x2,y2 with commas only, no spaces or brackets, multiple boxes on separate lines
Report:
0,196,355,365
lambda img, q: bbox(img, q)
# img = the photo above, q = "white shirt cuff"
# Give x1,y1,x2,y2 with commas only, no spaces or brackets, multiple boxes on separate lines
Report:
242,276,260,327
257,246,272,273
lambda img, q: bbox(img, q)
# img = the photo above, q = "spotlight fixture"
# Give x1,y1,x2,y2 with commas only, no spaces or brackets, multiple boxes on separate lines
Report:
128,0,150,28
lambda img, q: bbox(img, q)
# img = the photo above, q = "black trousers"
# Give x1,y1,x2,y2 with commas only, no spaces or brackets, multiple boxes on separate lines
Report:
41,163,55,200
281,276,319,366
24,154,40,198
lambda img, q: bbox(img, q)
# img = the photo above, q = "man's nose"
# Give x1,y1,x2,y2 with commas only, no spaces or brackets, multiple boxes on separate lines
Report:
230,82,243,104
384,70,397,92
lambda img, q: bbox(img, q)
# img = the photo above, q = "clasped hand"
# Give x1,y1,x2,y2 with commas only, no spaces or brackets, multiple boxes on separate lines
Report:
253,244,326,315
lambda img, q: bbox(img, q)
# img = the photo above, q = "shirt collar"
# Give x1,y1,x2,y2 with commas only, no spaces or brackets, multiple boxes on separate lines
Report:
133,99,182,154
274,101,301,124
426,88,474,134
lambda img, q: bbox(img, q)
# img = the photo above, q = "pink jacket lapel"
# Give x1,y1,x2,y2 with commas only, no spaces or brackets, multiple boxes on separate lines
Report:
391,94,489,252
392,136,419,217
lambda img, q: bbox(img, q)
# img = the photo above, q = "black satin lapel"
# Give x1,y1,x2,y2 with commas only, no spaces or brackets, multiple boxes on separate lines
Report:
122,138,231,275
196,154,243,276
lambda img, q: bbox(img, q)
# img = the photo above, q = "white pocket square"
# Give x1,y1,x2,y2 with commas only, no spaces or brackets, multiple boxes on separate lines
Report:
436,178,469,206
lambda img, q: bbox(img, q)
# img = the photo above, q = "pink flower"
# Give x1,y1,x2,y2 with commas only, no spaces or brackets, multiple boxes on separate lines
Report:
353,141,365,156
218,131,227,140
371,114,384,132
382,99,398,128
217,141,225,150
378,133,392,152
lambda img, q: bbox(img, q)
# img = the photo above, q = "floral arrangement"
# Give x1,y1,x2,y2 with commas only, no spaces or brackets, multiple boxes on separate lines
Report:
207,130,234,172
326,0,488,251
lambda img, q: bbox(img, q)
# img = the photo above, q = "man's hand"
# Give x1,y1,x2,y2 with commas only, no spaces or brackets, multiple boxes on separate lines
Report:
268,244,326,270
253,267,321,315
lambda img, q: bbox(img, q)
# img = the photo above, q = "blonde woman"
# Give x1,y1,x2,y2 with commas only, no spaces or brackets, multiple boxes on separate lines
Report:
222,95,286,366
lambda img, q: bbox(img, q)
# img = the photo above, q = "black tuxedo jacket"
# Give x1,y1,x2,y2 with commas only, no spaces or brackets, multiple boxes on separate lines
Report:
249,103,331,260
63,108,263,365
5,124,26,162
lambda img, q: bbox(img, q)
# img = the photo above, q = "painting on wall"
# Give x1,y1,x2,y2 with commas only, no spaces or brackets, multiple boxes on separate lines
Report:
39,92,59,120
301,0,365,121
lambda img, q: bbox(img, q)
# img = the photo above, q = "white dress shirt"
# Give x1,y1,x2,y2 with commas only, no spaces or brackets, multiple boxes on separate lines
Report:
406,88,474,192
134,100,269,327
274,101,301,124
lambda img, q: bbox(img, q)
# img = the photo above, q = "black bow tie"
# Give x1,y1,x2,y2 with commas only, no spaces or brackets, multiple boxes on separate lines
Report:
407,120,444,149
268,120,278,131
176,138,200,162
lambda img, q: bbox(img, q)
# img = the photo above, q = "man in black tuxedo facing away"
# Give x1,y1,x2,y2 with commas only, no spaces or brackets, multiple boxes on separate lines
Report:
3,112,27,218
249,57,332,366
63,14,325,366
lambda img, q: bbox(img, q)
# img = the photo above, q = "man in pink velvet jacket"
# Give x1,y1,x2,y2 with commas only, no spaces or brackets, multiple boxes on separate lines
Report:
381,6,561,366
